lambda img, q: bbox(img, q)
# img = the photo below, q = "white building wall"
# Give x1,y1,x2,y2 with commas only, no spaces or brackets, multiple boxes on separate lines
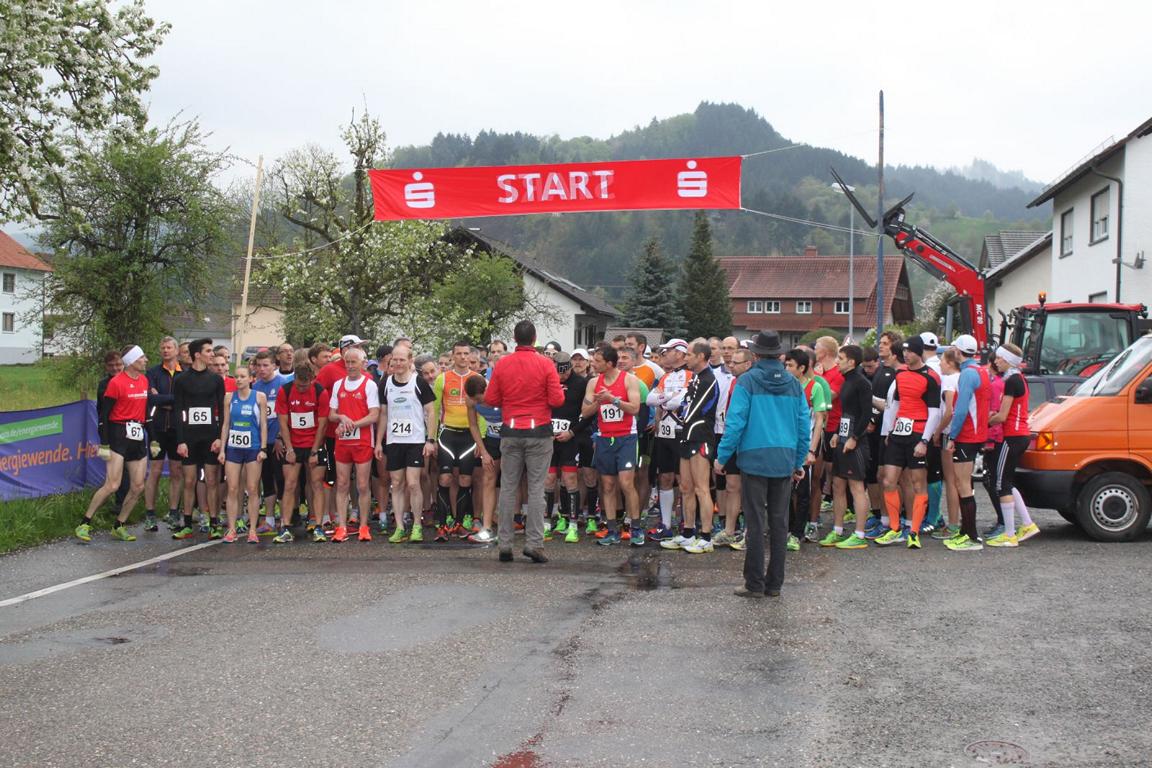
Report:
0,268,47,364
987,245,1052,322
1121,133,1152,304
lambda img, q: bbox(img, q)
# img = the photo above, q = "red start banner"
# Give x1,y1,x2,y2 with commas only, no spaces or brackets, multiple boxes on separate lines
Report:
368,156,742,221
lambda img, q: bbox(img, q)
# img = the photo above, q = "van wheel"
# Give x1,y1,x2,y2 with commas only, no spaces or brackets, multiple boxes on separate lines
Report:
1075,473,1151,542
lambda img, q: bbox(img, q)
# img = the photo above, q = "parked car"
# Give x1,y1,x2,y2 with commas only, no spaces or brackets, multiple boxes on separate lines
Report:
1016,334,1152,541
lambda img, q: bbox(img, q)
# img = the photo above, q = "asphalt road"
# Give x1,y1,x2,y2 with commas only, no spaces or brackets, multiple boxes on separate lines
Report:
2,503,1150,768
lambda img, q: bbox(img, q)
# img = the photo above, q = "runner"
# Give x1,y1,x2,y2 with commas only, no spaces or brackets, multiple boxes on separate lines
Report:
328,346,380,543
308,342,332,373
919,332,947,533
374,345,437,543
810,336,842,528
251,350,288,534
661,340,720,553
276,343,295,377
581,345,644,546
275,364,330,543
783,348,829,551
95,350,131,518
876,336,941,549
646,338,693,540
865,332,902,537
171,338,225,540
316,337,358,527
942,335,990,552
986,343,1040,546
820,345,873,549
217,365,267,543
569,348,598,532
932,347,964,541
570,348,591,378
712,345,753,550
432,340,482,541
211,353,237,392
144,336,183,532
75,345,150,542
545,352,588,543
465,375,500,544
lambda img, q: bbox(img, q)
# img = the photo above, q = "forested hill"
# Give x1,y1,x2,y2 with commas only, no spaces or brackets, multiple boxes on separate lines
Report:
390,102,1049,299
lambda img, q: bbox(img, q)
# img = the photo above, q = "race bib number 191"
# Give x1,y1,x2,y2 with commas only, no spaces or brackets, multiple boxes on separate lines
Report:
600,404,623,423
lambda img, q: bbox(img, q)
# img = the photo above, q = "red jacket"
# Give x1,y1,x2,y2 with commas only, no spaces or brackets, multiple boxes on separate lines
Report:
485,345,564,430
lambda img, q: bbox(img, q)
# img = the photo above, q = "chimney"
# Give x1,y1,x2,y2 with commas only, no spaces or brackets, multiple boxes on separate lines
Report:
804,245,818,257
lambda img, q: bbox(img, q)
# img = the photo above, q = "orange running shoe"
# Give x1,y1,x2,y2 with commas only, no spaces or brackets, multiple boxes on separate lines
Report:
331,525,348,543
434,525,449,542
621,528,632,541
594,527,609,539
358,524,372,542
348,517,359,528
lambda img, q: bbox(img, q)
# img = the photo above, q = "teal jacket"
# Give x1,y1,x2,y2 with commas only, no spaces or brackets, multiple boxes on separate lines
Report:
716,358,810,478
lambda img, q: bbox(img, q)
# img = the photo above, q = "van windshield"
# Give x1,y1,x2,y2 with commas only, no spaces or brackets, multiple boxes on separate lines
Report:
1074,335,1152,397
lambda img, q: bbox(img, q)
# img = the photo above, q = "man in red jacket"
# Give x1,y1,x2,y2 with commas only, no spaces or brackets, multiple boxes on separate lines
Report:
485,320,565,563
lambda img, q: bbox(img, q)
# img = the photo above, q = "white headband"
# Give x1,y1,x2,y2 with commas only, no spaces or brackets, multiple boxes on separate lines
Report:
122,345,145,366
996,346,1023,367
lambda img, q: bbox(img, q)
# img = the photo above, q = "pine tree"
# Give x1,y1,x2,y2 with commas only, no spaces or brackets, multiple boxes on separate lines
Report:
623,238,682,332
677,212,733,338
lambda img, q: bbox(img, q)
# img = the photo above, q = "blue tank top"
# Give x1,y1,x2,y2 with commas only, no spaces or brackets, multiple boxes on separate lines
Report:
227,389,261,450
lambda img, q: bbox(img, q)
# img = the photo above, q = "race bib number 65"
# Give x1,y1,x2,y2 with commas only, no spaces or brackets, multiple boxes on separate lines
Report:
188,407,211,425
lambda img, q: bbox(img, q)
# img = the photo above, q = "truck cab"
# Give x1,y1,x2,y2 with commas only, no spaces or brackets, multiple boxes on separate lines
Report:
1016,333,1152,540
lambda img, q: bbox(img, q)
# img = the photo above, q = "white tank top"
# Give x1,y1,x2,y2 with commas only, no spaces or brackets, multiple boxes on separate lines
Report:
384,374,426,445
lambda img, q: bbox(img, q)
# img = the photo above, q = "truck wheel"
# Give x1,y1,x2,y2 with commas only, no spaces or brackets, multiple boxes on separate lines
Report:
1075,473,1151,542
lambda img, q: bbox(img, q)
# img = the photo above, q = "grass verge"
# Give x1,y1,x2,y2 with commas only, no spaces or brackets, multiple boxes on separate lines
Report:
0,360,89,411
0,487,173,555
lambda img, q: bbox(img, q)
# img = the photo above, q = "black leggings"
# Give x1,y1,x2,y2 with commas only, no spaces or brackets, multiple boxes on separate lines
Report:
989,436,1029,497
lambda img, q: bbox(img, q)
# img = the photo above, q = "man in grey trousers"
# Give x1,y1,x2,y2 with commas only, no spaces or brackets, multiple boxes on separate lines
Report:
714,330,809,597
483,320,565,563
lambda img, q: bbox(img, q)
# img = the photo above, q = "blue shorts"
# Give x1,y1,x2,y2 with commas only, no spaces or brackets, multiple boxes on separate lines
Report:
593,434,639,476
225,447,263,465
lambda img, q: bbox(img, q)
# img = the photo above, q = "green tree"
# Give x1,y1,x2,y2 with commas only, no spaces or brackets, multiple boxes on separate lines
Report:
623,237,681,331
36,121,233,371
1,0,169,221
258,112,462,343
405,253,527,351
677,212,732,338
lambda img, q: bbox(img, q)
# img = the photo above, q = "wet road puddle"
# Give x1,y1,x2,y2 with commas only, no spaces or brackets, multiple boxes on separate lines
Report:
965,741,1029,764
0,625,169,666
616,552,678,591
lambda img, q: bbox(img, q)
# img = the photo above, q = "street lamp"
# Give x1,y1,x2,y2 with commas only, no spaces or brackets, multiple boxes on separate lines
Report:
830,182,856,339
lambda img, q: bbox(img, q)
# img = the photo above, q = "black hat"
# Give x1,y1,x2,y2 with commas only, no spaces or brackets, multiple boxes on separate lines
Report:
746,330,784,356
902,337,925,357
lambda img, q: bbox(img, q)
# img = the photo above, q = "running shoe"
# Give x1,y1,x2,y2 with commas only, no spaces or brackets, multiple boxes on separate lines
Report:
209,526,223,540
712,530,736,548
311,527,327,542
585,518,599,535
143,514,158,532
544,527,554,542
647,524,675,541
348,517,360,529
630,527,646,547
1017,523,1041,542
864,517,886,540
433,525,449,542
564,525,579,544
172,526,194,540
410,524,424,543
820,498,833,513
469,528,495,544
844,511,856,524
835,532,869,550
256,521,275,537
358,524,372,542
223,529,237,543
683,537,714,554
164,511,182,529
786,533,800,552
660,534,690,550
984,524,1004,539
803,521,821,543
273,529,295,544
554,517,568,533
597,530,621,546
729,533,747,551
875,528,904,546
593,526,610,539
986,533,1019,548
109,524,136,542
198,521,211,534
819,530,848,547
944,534,983,552
906,532,922,549
931,524,960,540
247,530,259,544
461,513,473,531
620,528,631,541
236,518,249,534
388,527,409,544
75,522,92,542
330,525,349,543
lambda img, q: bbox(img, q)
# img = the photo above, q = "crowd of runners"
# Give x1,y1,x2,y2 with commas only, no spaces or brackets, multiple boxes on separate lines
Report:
77,327,1038,553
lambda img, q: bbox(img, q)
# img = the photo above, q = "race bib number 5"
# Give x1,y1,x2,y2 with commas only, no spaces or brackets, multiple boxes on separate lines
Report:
892,417,915,437
188,407,212,426
600,404,623,423
228,430,253,449
292,412,315,430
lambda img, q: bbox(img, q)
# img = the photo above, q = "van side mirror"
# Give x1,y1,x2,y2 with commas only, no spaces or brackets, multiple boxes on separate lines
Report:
1136,377,1152,404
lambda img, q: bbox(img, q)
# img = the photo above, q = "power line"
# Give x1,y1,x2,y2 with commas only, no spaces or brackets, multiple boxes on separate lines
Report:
739,206,878,237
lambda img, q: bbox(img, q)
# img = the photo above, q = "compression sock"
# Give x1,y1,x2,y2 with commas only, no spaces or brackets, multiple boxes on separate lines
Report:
959,496,978,540
545,490,556,517
436,486,452,527
585,485,599,519
884,490,902,532
927,481,943,526
566,490,581,522
456,486,473,524
1001,498,1016,537
659,489,674,529
1012,488,1033,527
911,494,928,535
183,514,194,529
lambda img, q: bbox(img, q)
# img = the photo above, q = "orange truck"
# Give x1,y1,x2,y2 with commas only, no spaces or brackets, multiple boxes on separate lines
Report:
1017,333,1152,540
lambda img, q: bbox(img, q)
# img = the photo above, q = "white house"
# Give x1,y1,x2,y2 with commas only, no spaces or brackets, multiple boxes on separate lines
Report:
982,231,1052,323
1028,117,1152,305
0,231,52,364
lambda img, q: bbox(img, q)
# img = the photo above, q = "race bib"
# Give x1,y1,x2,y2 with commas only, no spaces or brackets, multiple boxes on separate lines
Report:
340,425,361,441
188,407,212,426
486,423,501,437
838,417,851,439
265,403,275,418
125,421,145,441
600,404,624,423
228,430,253,449
552,418,570,435
390,420,414,437
657,420,676,439
292,411,315,430
892,417,915,437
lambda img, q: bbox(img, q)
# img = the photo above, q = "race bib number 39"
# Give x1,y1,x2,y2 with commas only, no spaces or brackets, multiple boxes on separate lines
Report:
658,420,675,439
838,418,851,439
600,404,624,423
892,417,915,437
125,421,145,441
188,407,212,425
228,430,253,448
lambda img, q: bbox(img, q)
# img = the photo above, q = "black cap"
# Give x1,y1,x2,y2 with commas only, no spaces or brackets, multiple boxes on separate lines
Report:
902,337,925,357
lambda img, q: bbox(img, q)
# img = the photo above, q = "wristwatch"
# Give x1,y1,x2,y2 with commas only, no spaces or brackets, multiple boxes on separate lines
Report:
612,396,622,407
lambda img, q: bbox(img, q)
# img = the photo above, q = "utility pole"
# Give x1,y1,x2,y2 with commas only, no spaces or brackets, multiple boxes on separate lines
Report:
876,91,885,335
237,155,264,360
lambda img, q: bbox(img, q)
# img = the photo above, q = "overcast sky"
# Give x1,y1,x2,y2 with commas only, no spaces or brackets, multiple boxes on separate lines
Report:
140,0,1149,186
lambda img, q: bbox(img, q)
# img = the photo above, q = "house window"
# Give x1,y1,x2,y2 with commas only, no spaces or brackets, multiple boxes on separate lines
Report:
1060,209,1074,257
834,300,850,314
1088,291,1109,303
2,312,14,333
1,273,14,293
747,300,763,314
1091,188,1110,243
796,300,812,314
765,300,781,314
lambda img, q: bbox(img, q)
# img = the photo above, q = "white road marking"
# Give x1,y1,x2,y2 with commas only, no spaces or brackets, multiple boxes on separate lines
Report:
0,540,223,608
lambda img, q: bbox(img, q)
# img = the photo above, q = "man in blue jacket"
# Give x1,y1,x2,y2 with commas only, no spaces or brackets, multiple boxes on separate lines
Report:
714,330,809,598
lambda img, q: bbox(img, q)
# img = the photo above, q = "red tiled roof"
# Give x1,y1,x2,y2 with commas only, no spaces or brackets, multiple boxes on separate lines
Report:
719,253,906,302
0,231,52,272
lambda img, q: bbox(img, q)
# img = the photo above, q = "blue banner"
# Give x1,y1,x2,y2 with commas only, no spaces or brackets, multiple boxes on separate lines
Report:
0,400,106,501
